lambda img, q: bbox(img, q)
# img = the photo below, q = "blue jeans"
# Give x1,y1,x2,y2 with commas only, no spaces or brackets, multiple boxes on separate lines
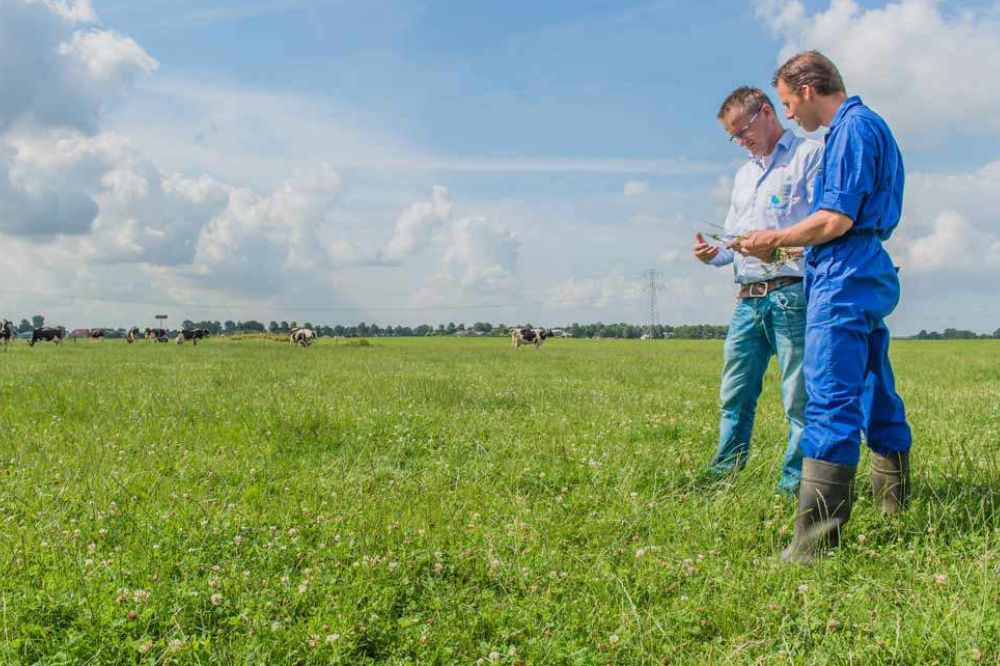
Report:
709,282,807,493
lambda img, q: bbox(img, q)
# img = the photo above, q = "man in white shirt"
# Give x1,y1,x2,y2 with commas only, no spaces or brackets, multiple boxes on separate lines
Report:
693,86,823,494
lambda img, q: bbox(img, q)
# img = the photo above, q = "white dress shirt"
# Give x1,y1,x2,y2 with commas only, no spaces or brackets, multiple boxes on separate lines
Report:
710,130,824,283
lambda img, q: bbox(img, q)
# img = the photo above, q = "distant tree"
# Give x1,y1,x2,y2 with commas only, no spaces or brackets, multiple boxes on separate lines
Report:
942,328,977,340
303,322,313,330
224,320,236,333
280,321,289,332
241,320,266,333
18,319,31,333
269,321,279,333
182,319,195,330
994,328,1000,339
31,315,44,329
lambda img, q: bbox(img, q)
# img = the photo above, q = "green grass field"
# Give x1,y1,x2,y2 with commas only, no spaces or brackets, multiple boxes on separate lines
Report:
1,337,998,665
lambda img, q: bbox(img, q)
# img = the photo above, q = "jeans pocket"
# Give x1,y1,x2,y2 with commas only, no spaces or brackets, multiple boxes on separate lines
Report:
773,285,805,312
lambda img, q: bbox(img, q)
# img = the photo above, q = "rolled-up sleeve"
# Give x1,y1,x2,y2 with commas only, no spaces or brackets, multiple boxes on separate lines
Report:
815,121,876,222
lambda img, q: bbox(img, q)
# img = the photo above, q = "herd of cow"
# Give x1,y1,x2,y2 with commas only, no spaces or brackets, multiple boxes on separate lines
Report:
2,319,553,351
0,321,315,349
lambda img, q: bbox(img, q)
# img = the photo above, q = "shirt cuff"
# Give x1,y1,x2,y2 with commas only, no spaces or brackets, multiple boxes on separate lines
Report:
709,248,734,267
815,190,863,222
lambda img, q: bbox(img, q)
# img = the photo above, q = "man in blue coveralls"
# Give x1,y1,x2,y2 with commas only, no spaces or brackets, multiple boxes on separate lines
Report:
694,86,822,495
733,52,912,562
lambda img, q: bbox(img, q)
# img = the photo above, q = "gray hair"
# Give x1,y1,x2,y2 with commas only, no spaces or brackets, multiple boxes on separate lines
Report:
717,86,775,120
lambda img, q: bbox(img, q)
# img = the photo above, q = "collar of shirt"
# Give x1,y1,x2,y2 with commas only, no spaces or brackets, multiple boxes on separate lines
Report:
750,129,796,171
830,95,864,130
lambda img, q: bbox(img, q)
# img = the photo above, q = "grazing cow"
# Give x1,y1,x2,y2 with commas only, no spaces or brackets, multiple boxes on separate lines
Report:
176,328,209,345
126,327,140,343
88,328,105,342
510,327,553,349
289,328,316,347
145,328,169,343
30,326,64,346
1,320,14,350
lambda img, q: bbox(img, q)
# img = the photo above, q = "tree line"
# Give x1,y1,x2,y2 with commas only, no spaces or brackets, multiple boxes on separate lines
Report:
13,316,1000,340
910,328,1000,340
9,316,728,339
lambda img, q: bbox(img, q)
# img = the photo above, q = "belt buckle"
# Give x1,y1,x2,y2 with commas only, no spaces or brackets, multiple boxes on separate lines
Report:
748,281,768,297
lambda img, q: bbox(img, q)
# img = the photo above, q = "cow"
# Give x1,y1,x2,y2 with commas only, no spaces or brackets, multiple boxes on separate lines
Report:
1,320,14,351
510,327,553,349
145,328,169,343
176,328,209,345
30,326,64,346
289,328,316,347
88,328,105,342
126,327,140,344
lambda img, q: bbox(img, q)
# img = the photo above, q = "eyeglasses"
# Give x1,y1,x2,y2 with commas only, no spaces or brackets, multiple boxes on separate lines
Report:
728,106,763,143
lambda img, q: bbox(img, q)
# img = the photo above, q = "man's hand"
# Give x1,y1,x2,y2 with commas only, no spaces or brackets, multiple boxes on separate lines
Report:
729,229,782,261
693,232,720,264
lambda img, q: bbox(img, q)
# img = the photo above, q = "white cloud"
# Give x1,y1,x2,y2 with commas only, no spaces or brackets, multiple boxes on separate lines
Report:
441,217,520,290
411,214,521,306
58,29,158,89
0,0,154,133
901,210,977,273
548,273,643,310
40,0,97,23
756,0,1000,136
381,185,452,262
623,180,649,196
889,160,1000,275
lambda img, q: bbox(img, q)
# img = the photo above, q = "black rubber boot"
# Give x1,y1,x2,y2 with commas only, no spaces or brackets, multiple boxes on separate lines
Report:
781,458,856,564
871,451,910,517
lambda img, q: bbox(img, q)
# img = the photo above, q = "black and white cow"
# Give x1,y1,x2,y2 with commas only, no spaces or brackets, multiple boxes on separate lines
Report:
176,328,209,345
509,327,553,349
126,327,140,344
1,320,14,350
289,328,316,347
145,328,169,343
88,328,105,342
30,326,64,346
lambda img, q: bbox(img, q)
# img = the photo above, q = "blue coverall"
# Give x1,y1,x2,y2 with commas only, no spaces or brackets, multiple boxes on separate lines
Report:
801,96,912,467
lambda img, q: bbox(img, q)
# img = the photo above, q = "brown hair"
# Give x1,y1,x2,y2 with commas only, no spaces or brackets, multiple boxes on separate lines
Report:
772,50,846,96
717,86,774,120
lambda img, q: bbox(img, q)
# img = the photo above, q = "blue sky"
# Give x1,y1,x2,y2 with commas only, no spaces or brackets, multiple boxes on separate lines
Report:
1,0,999,333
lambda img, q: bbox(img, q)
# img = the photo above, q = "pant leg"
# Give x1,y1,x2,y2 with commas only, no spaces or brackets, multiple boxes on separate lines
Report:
803,236,906,467
766,283,807,492
801,280,870,467
711,299,772,474
863,319,912,456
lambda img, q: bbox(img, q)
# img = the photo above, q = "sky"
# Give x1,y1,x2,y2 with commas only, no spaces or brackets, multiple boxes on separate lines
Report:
1,0,998,334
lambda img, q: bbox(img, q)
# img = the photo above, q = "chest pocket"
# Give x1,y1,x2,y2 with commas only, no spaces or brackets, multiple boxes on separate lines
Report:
765,177,794,221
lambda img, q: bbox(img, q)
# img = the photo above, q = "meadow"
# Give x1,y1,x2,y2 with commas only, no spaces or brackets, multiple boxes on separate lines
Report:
0,337,997,665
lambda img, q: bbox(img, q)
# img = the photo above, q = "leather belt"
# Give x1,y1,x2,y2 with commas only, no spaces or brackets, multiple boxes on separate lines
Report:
738,276,802,299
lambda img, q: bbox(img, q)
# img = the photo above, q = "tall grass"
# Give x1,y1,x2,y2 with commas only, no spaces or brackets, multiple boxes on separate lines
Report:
0,338,996,664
